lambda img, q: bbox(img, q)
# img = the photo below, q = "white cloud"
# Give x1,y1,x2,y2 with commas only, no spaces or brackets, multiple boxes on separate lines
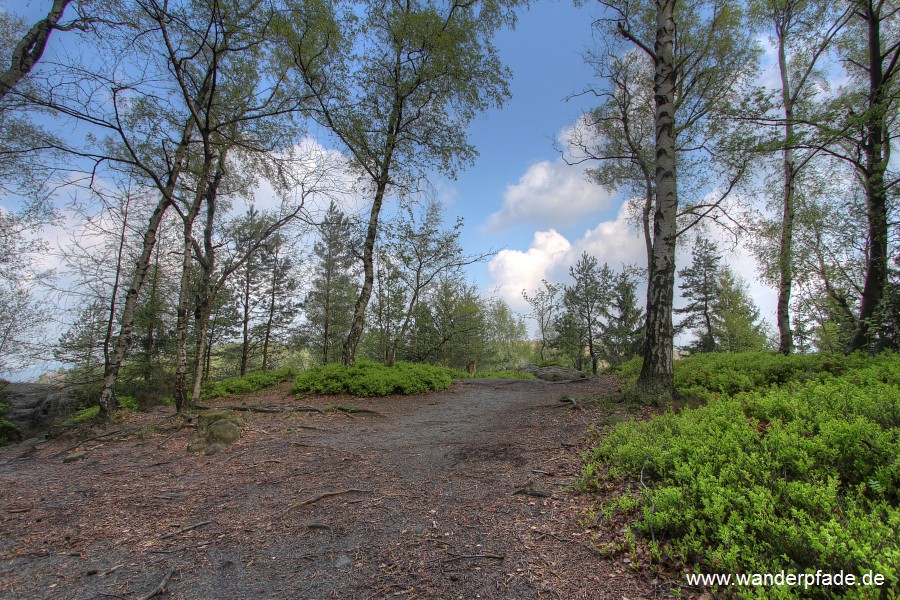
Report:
488,202,646,311
483,158,615,232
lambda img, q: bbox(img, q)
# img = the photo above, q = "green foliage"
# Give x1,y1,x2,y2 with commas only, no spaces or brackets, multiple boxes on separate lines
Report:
292,360,454,397
201,367,298,401
585,353,900,595
474,369,535,380
450,369,536,379
64,405,100,425
0,417,21,446
116,396,140,412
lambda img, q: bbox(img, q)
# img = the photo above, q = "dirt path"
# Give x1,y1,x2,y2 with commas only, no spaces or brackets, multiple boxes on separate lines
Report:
0,377,663,599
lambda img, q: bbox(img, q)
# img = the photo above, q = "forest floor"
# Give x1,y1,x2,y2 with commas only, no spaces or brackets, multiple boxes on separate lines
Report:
0,377,695,600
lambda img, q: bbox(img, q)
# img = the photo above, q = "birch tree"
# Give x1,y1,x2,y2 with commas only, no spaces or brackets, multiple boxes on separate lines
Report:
595,0,758,403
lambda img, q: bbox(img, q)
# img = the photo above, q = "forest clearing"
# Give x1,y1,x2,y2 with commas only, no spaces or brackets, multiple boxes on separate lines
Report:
0,376,661,600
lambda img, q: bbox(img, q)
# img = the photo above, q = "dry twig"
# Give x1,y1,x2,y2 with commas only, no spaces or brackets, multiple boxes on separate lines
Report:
160,520,213,540
136,565,177,600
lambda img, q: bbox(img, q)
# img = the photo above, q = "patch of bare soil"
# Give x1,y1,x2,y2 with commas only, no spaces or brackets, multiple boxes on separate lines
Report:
0,377,687,599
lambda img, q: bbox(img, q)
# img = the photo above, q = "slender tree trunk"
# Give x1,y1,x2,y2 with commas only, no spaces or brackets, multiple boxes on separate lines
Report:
97,119,195,415
776,32,796,355
189,159,228,407
848,0,890,353
343,179,389,365
143,246,160,383
635,0,678,405
240,260,252,376
103,197,129,371
173,213,198,412
97,197,171,414
261,243,279,371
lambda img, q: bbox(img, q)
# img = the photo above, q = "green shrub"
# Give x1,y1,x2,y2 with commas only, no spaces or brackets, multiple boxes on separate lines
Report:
585,353,900,597
0,417,22,446
292,360,454,397
64,405,100,425
449,369,536,380
613,351,879,403
475,369,536,380
117,396,140,412
201,367,298,401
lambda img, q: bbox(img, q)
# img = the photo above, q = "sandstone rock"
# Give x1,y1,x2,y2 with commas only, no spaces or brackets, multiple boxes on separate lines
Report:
206,419,241,445
521,364,588,382
198,409,243,430
204,443,226,456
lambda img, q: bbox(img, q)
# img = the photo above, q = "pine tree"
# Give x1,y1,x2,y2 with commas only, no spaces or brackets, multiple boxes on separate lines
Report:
301,202,358,365
559,253,613,374
712,268,769,352
600,268,645,366
676,238,722,352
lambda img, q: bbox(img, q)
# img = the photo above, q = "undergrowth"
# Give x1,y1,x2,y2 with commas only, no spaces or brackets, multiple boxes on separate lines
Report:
292,360,454,397
588,352,900,598
450,369,536,380
201,367,298,401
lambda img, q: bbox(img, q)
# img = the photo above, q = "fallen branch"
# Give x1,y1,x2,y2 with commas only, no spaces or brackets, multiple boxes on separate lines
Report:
51,426,141,457
137,565,177,600
160,520,212,540
335,406,384,417
556,395,580,410
195,404,325,414
281,489,372,517
445,552,505,563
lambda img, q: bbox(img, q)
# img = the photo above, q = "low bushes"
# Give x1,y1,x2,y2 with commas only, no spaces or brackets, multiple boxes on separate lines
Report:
292,360,454,397
0,403,21,445
201,367,298,401
450,368,536,380
588,352,899,596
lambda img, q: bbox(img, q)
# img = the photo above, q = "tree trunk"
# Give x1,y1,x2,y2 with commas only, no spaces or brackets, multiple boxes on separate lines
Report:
261,243,279,371
240,259,252,376
343,179,389,365
97,197,171,415
776,31,796,355
97,119,195,415
173,213,198,412
847,0,890,353
189,159,228,407
0,0,70,100
635,0,678,405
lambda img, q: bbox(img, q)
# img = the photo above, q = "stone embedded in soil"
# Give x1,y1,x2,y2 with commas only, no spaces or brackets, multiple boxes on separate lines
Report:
198,409,243,430
204,443,226,456
206,420,240,445
333,554,354,569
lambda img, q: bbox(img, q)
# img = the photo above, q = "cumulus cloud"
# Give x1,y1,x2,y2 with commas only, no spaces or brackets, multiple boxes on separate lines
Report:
483,159,615,232
488,203,646,311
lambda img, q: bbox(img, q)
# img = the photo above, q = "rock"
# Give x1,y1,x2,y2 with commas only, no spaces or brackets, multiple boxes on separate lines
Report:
521,364,589,382
198,409,243,430
333,554,354,569
206,419,241,445
1,383,80,432
204,443,226,456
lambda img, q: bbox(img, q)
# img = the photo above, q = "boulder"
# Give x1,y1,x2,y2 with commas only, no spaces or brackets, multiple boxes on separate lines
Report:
1,383,79,432
206,419,241,445
521,364,589,382
189,409,243,453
